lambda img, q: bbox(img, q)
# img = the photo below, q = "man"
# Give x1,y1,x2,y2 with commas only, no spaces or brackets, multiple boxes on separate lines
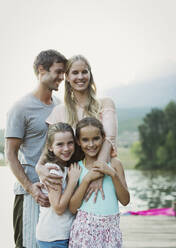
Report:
5,49,67,248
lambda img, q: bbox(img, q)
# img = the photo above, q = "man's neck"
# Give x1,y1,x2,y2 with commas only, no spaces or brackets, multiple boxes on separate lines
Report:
33,85,53,105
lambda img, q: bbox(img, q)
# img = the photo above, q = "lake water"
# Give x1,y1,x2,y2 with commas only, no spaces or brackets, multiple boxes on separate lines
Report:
121,169,176,213
1,167,176,247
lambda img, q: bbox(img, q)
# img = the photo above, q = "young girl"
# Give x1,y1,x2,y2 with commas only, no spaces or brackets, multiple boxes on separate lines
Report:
69,117,130,248
36,122,81,248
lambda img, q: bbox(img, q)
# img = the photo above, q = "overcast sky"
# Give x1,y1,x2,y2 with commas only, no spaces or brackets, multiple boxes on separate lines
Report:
0,0,176,128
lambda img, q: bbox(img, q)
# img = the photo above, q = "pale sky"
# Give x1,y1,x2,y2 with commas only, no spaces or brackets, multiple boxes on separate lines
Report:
0,0,176,128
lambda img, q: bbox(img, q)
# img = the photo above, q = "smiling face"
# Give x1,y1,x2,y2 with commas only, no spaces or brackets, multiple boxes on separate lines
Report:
66,60,91,93
78,125,104,159
49,131,75,163
40,62,65,91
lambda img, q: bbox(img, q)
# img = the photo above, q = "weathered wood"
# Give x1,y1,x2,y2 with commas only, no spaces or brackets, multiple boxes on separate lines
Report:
120,215,176,248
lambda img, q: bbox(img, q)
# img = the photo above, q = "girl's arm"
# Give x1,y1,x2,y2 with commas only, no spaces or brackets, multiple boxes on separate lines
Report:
48,163,81,215
110,158,130,205
69,177,90,214
93,158,130,206
69,170,102,214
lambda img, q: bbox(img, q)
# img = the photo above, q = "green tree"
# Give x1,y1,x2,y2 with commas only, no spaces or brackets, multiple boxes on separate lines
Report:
164,102,176,169
137,108,167,169
136,101,176,170
156,145,168,165
131,141,141,157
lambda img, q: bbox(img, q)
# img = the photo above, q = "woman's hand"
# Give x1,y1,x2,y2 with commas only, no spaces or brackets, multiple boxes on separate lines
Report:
84,177,104,203
86,169,103,182
36,163,62,190
92,161,116,177
68,163,82,185
84,164,105,203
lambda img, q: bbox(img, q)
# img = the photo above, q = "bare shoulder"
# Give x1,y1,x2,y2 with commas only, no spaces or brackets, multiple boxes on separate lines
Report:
98,97,116,109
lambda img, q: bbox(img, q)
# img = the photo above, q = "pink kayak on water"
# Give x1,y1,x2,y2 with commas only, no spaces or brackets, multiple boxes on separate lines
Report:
125,208,175,216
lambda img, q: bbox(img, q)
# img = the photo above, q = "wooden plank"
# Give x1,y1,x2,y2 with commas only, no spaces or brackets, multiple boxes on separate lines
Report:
120,215,176,248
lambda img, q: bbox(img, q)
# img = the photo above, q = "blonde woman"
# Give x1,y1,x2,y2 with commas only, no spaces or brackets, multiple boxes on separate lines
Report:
37,55,118,201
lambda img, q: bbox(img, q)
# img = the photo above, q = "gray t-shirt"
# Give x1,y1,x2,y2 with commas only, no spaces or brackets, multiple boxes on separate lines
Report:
5,93,59,194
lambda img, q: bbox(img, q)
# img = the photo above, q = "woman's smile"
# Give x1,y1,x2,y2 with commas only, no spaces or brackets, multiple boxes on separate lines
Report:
66,60,90,92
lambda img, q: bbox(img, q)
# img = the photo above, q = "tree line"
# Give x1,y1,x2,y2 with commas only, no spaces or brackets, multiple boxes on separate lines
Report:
132,101,176,170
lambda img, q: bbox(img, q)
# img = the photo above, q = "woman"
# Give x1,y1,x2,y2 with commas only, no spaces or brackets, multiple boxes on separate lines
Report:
37,55,118,200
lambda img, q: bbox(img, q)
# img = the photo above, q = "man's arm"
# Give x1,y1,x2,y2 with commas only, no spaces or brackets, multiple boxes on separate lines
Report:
5,138,49,207
36,153,62,190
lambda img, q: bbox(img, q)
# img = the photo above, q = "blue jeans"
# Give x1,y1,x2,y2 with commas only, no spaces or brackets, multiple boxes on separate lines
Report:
37,239,69,248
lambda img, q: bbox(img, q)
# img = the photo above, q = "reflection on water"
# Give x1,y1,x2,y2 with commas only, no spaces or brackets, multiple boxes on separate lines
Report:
120,169,176,212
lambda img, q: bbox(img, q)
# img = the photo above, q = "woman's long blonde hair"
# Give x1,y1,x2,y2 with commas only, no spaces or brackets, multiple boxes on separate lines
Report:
64,55,101,126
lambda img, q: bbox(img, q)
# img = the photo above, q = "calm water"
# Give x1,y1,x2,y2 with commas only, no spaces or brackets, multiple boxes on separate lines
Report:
120,169,176,213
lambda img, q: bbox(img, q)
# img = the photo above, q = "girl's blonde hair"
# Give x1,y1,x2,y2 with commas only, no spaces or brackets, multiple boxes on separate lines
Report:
64,55,101,126
42,122,75,171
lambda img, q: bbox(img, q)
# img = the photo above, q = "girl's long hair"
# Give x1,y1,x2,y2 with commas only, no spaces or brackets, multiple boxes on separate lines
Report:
64,55,101,127
42,122,76,171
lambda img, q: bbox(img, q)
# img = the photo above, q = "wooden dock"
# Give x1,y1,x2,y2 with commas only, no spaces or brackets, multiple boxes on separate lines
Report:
120,215,176,248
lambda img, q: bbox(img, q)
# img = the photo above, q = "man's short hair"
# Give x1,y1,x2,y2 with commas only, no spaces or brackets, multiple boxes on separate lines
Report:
33,49,67,76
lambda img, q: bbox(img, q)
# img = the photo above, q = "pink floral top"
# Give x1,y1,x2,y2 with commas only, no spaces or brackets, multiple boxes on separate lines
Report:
46,98,118,155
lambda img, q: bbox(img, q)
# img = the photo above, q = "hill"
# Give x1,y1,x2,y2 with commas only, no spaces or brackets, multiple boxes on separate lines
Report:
117,107,152,147
118,107,151,134
104,74,176,108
